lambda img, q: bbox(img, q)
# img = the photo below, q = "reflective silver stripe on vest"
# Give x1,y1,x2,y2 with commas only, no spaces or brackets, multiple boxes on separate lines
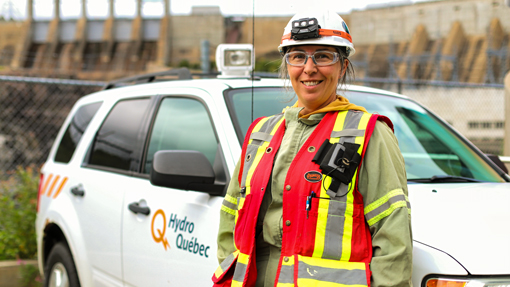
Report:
250,132,273,143
338,110,364,144
220,252,237,273
323,110,364,260
322,199,348,260
325,183,349,199
330,128,365,138
232,261,248,283
249,114,284,146
364,193,409,223
241,144,259,189
240,114,284,188
265,113,285,130
277,265,294,284
297,261,367,285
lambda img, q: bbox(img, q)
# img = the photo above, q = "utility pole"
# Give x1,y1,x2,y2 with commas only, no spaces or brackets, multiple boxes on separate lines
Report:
1,0,22,20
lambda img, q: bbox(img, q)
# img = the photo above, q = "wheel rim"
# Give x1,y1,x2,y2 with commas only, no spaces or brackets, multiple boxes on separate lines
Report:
48,262,70,287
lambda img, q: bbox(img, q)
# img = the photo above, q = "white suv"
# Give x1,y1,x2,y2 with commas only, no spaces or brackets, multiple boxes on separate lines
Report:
36,45,510,287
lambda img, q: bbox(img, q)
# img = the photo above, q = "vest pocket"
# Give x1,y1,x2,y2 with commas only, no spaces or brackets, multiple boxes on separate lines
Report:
296,255,369,286
316,198,364,218
303,198,366,260
321,198,347,217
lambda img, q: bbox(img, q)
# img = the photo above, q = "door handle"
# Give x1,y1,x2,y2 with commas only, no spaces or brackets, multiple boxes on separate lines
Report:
70,184,85,197
128,202,151,216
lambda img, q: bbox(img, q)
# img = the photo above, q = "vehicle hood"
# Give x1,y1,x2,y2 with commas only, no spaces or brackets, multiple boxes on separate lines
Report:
409,182,510,275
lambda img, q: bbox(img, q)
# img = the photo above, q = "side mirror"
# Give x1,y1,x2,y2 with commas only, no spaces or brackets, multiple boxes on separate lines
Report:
150,150,216,192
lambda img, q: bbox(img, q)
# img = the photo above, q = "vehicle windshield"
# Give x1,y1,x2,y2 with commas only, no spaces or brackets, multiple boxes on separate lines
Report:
225,87,504,183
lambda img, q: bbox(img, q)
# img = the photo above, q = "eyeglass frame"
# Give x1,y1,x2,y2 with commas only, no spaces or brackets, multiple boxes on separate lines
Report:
284,50,340,67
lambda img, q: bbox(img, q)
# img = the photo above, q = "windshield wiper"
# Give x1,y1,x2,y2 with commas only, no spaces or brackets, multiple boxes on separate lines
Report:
408,175,484,183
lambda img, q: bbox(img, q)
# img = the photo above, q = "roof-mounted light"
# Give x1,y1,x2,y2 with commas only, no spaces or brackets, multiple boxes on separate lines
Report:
216,44,255,78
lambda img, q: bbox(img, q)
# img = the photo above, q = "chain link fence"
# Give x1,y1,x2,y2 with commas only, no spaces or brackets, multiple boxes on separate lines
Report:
0,75,103,178
355,78,506,156
0,75,505,176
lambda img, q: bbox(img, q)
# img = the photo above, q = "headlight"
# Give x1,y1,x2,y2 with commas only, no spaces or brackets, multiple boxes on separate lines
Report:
426,277,510,287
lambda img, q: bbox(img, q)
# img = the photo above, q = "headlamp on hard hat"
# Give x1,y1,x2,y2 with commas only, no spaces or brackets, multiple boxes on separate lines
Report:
291,17,321,41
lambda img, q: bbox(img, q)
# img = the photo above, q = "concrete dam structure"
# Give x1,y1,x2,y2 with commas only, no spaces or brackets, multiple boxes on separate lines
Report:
0,0,508,83
0,0,224,80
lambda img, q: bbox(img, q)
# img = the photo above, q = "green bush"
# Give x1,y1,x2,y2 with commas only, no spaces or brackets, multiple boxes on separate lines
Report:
0,166,39,260
178,59,190,68
177,60,201,71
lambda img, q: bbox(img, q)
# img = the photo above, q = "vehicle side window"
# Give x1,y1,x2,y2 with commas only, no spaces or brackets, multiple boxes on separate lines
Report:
54,102,102,163
88,98,151,171
144,97,218,174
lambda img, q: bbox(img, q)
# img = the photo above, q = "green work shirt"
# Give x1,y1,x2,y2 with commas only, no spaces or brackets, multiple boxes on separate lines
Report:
217,107,413,287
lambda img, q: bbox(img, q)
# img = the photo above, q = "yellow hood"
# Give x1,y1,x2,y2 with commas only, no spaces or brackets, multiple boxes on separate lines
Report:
292,95,367,118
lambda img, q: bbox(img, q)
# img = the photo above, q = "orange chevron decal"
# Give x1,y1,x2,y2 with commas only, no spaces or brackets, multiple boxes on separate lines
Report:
46,175,61,198
53,177,68,199
41,174,53,196
42,174,69,199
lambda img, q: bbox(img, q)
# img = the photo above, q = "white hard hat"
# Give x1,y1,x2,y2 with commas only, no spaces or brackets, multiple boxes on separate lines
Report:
278,10,355,57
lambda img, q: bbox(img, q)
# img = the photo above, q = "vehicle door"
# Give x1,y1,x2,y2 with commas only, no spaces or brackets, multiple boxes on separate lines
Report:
121,91,234,286
74,97,153,286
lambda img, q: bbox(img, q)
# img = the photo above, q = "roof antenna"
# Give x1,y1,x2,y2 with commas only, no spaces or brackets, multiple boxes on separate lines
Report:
250,0,255,123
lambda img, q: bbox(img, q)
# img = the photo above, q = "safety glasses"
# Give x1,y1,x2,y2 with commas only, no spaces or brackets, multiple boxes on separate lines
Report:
285,51,340,66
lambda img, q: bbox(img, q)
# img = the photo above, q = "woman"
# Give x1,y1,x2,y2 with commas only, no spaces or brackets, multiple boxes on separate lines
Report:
213,10,412,287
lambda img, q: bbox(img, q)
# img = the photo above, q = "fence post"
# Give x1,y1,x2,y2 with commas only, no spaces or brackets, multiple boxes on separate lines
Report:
505,72,510,156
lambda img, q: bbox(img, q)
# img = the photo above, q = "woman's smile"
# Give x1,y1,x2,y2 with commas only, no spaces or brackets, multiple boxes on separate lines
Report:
302,80,322,87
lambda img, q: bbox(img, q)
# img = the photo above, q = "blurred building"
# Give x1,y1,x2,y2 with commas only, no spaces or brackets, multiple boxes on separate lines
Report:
0,0,508,83
349,0,510,84
0,0,225,80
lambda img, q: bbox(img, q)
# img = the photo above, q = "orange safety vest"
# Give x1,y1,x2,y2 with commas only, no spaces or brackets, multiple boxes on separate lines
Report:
213,110,393,287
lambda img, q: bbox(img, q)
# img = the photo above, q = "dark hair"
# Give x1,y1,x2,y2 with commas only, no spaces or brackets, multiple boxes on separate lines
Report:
278,46,355,91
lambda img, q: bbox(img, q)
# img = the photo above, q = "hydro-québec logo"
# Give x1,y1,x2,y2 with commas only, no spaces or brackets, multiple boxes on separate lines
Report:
151,210,211,258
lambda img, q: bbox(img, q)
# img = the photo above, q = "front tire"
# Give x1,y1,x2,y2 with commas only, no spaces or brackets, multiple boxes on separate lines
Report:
44,242,80,287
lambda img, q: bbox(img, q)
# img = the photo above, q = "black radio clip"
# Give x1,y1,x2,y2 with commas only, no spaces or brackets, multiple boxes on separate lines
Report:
291,17,321,40
312,139,361,185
